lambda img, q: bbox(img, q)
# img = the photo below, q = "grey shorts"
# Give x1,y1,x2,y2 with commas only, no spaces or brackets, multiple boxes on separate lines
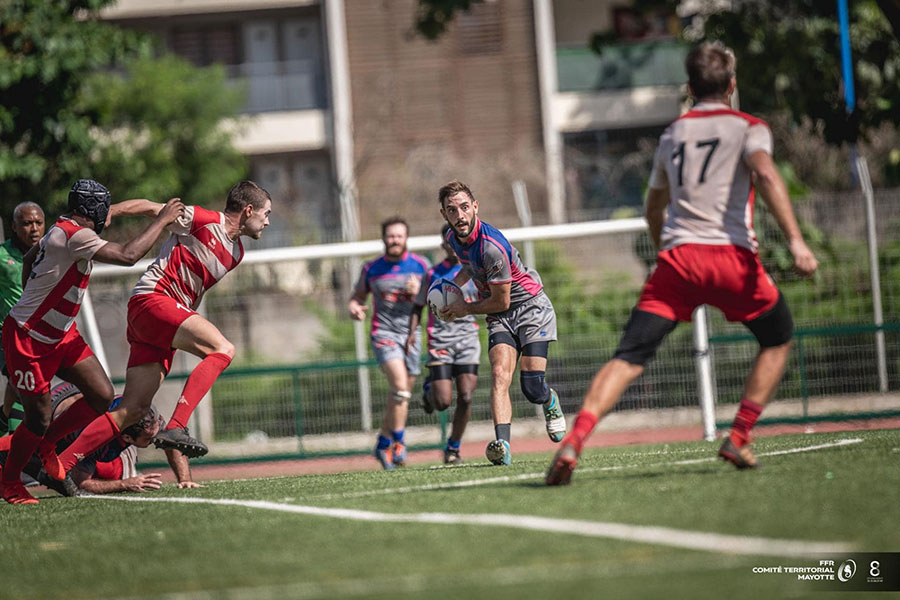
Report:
372,332,421,376
487,293,558,349
427,335,482,366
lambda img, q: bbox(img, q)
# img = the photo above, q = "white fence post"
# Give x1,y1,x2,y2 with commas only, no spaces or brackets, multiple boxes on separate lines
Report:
857,155,888,393
693,305,717,441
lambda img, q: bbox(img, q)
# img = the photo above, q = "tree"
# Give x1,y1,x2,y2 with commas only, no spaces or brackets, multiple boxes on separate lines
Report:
642,0,900,147
414,0,484,40
0,0,245,236
79,55,246,220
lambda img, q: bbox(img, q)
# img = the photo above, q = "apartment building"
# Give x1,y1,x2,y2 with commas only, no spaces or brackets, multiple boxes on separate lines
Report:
101,0,685,241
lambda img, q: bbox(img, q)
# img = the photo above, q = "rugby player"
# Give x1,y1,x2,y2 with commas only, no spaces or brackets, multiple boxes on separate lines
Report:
546,42,818,485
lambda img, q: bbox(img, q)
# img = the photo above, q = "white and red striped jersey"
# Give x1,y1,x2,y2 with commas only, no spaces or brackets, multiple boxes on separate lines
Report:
131,205,243,309
648,101,773,253
9,218,108,344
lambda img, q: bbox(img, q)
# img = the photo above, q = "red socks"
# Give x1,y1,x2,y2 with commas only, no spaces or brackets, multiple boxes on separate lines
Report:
166,352,231,430
41,397,104,447
58,412,121,472
730,398,764,447
2,426,42,483
564,410,599,454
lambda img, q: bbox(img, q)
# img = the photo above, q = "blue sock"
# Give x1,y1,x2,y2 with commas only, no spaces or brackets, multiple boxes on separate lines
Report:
391,429,405,444
494,423,511,443
446,437,461,450
376,434,392,450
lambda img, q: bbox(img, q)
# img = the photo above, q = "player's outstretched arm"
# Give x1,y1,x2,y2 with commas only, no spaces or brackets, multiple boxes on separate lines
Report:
93,197,185,266
747,151,818,276
108,198,169,219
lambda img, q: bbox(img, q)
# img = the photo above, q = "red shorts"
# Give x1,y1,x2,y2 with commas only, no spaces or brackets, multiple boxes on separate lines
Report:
636,244,780,323
1,316,94,396
126,293,197,373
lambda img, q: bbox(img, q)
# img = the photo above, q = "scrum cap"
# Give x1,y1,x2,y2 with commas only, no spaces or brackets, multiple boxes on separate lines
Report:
68,179,111,234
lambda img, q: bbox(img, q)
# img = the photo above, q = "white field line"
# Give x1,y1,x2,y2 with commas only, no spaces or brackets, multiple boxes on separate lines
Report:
310,437,865,499
88,438,862,559
90,493,854,558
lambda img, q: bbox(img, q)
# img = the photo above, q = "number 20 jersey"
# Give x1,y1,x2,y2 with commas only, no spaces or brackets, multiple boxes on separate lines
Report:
648,101,773,253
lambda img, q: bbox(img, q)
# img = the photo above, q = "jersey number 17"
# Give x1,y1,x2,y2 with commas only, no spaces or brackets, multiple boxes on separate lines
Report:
672,138,720,186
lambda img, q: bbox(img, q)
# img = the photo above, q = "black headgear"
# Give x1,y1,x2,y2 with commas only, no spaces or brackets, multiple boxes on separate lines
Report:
68,179,111,234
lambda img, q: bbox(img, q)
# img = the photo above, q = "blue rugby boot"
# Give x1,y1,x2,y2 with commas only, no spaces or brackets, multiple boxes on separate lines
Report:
485,439,511,466
542,388,566,443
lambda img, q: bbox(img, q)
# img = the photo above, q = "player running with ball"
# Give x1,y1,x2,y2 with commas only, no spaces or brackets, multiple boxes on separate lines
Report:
438,181,565,465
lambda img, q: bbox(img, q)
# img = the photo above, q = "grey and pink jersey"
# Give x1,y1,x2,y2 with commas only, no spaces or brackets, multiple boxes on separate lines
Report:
414,259,479,348
354,251,430,337
445,219,543,312
648,102,773,253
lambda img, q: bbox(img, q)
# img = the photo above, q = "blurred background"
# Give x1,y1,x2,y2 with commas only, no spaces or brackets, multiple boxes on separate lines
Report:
2,0,899,460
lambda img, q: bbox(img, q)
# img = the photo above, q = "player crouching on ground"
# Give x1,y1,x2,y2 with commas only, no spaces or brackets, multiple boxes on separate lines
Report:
0,383,198,495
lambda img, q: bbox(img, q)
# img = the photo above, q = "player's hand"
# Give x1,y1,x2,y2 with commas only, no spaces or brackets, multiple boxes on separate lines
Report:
176,480,204,489
788,238,818,277
404,275,421,297
125,473,163,492
404,333,416,355
348,301,368,321
439,300,467,321
157,197,185,225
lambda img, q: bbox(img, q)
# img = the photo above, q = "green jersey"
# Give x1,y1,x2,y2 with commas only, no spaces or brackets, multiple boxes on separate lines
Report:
0,238,25,326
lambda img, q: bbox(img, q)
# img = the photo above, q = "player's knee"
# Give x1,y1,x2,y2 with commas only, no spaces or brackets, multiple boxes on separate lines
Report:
215,340,236,360
391,390,411,405
491,364,513,389
744,293,793,348
456,390,473,407
613,309,677,366
520,371,550,405
434,393,452,411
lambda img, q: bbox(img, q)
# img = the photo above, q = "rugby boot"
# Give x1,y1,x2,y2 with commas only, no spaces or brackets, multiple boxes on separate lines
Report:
545,443,578,486
373,444,394,470
0,480,39,504
154,427,208,458
421,378,434,415
542,389,566,443
37,469,83,497
391,442,408,467
485,439,511,466
443,447,463,465
718,437,760,470
36,440,65,481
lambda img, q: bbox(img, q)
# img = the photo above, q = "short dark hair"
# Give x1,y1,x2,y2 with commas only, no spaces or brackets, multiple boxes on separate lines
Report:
438,180,474,207
225,180,272,214
686,41,736,100
381,216,408,237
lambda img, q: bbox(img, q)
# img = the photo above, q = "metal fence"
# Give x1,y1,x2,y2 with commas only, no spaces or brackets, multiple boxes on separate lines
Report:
92,188,900,458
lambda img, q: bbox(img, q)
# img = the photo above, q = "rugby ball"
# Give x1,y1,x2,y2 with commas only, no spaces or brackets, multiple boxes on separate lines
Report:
426,278,464,321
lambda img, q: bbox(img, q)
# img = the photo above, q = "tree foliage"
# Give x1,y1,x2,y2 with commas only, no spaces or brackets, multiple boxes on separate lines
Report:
0,0,245,237
414,0,484,40
79,55,246,219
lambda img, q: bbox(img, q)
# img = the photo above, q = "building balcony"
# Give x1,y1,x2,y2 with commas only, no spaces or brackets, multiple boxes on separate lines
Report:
227,59,327,114
556,39,689,92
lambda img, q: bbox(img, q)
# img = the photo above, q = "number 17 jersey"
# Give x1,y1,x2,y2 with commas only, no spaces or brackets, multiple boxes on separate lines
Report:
648,101,773,253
